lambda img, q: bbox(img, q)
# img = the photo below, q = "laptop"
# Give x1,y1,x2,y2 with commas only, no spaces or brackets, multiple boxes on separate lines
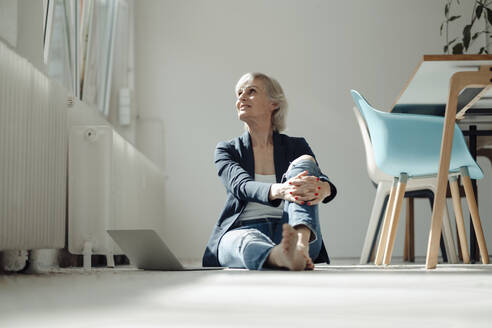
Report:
107,229,223,271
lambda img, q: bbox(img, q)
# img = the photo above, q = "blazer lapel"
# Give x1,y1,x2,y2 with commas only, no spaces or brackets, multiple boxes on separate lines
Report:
240,131,255,177
273,132,287,183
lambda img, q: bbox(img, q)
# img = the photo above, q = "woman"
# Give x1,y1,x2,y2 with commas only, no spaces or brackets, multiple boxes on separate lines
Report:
203,72,337,271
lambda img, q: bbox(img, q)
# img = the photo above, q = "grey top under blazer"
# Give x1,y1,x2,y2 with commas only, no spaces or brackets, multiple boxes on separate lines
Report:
202,131,337,267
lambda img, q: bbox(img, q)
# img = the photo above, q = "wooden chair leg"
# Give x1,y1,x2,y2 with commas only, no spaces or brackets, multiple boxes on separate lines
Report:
449,176,470,264
404,198,409,262
404,197,415,262
409,198,415,261
456,226,463,261
375,178,398,265
383,173,408,265
460,167,490,264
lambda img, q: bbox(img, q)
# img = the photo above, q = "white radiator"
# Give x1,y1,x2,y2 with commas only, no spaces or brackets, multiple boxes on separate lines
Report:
0,41,67,250
68,102,166,266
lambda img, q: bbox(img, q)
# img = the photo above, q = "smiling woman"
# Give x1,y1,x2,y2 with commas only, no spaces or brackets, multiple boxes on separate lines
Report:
235,73,287,133
203,72,337,271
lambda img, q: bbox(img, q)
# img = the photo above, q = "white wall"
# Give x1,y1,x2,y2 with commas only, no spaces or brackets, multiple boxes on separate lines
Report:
0,0,45,72
0,0,17,48
134,0,492,261
16,0,44,72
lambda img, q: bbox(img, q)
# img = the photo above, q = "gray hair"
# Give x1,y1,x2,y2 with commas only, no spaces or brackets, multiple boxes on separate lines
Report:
235,72,288,132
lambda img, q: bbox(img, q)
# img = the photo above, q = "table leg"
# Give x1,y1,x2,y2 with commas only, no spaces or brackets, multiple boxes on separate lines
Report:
468,125,480,262
425,84,459,269
426,69,492,269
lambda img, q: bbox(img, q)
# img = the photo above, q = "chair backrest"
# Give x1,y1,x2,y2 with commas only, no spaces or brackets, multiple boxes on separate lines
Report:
352,106,392,183
351,89,397,178
350,90,386,143
350,89,484,179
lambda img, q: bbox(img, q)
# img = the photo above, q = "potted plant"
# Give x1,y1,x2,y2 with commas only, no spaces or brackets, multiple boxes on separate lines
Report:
441,0,492,54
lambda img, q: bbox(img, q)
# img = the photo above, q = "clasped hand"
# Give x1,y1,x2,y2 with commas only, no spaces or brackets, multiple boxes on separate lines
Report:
270,171,331,206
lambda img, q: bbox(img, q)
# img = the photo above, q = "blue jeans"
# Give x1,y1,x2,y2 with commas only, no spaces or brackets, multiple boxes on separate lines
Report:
217,159,323,270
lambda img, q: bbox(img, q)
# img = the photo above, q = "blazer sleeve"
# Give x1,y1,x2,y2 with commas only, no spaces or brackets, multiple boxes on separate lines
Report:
215,141,278,206
297,138,337,204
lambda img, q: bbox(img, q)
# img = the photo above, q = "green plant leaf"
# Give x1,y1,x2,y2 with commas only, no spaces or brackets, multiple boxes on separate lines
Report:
448,15,461,22
452,43,464,54
463,24,472,49
477,5,483,19
447,38,457,46
487,8,492,25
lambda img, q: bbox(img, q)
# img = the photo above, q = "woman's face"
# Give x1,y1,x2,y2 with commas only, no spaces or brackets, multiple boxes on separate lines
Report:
236,78,276,124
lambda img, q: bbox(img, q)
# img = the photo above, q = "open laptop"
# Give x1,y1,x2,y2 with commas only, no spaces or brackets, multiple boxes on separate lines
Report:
107,229,223,271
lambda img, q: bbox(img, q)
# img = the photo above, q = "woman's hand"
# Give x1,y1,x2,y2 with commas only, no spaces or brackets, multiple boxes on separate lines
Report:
269,171,331,205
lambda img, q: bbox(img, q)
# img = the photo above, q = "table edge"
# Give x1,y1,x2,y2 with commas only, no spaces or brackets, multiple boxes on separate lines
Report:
391,54,492,111
423,54,492,61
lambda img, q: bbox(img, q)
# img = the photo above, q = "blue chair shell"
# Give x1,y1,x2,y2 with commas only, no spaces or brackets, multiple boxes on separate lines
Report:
350,90,483,180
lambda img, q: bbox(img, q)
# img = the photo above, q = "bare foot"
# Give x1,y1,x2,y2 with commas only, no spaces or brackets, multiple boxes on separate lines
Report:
293,225,314,270
267,224,309,271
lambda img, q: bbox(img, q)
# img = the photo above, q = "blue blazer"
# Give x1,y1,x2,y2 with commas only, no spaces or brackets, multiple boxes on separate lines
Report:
202,131,337,267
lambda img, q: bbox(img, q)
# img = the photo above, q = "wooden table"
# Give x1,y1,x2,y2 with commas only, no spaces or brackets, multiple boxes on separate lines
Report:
392,55,492,269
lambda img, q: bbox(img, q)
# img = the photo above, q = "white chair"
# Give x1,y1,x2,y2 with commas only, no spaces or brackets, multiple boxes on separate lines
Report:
353,106,458,264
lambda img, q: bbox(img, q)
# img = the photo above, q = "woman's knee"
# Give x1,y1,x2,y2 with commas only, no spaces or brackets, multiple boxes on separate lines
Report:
291,154,316,166
287,154,319,176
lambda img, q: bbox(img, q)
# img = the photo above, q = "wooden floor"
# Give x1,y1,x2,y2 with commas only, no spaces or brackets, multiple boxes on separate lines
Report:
1,258,492,327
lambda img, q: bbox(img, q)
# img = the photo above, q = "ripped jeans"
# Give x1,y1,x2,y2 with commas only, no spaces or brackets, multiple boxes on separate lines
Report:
217,159,323,270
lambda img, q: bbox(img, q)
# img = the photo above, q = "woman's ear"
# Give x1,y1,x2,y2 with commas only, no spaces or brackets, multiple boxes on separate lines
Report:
270,102,279,112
